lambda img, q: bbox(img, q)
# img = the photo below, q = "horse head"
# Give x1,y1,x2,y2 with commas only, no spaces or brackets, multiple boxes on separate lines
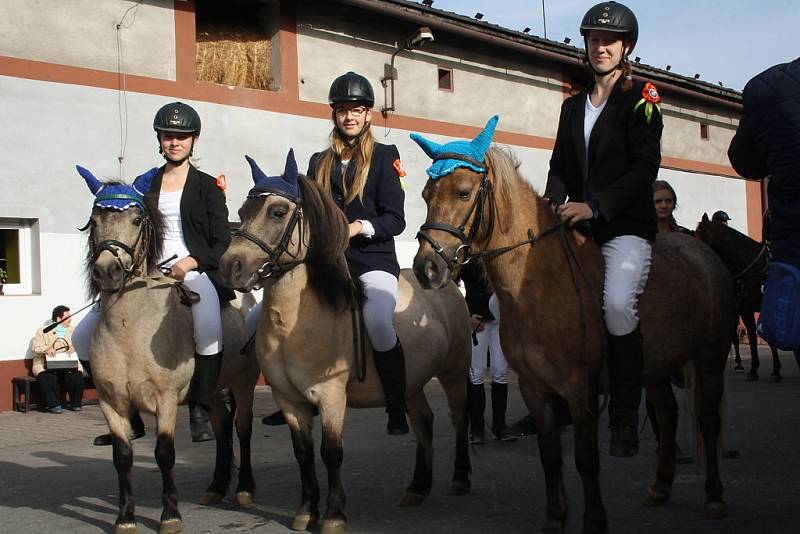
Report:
410,115,501,289
220,149,349,292
77,165,159,293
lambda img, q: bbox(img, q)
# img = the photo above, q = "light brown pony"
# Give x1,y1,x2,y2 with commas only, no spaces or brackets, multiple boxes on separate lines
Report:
412,147,737,534
79,169,260,534
219,169,472,534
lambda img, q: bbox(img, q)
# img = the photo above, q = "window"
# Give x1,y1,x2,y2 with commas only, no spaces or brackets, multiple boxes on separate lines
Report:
700,123,709,140
195,0,277,90
0,219,39,295
438,67,453,91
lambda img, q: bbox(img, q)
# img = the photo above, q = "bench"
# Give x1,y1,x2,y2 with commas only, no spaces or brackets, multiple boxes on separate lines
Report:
11,369,97,413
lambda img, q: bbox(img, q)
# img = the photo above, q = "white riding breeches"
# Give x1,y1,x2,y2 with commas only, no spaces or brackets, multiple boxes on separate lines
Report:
70,271,222,358
360,270,399,352
601,235,652,336
469,318,508,384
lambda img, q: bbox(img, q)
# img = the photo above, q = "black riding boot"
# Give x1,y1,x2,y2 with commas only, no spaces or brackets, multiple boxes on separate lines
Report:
467,383,486,444
491,382,517,442
607,326,644,457
373,340,409,435
188,352,222,443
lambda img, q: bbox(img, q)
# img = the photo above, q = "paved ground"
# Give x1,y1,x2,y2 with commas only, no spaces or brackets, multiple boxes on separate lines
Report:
1,348,799,533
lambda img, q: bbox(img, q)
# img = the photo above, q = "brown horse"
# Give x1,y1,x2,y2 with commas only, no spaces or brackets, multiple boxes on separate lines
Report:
696,214,785,381
78,168,261,534
412,146,737,534
218,159,472,534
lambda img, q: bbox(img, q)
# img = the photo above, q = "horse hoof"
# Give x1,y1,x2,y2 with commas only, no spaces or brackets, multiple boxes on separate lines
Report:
447,479,471,496
745,372,759,382
235,491,254,508
398,490,427,506
705,500,727,519
641,486,671,506
320,518,347,534
114,523,138,534
159,518,182,534
734,364,745,373
769,373,782,383
291,512,318,531
199,492,224,505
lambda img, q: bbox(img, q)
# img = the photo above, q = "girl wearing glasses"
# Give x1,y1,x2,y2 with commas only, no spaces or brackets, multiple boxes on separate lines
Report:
312,71,409,435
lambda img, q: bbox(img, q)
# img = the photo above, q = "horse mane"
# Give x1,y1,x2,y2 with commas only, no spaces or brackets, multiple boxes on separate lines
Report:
484,146,557,233
297,175,359,310
83,181,165,299
696,219,762,264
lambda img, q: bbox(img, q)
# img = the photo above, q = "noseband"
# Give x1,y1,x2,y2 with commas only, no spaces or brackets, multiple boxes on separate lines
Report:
233,193,304,285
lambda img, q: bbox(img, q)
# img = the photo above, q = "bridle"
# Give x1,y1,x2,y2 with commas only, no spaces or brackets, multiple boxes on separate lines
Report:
416,153,562,271
86,195,152,292
233,192,305,286
733,243,770,297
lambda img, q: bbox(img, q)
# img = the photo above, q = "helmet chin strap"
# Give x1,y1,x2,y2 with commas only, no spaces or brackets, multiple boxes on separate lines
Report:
157,134,196,166
339,121,371,146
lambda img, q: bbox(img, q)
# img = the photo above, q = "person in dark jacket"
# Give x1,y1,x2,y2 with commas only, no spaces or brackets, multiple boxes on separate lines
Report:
728,56,800,266
459,262,516,444
73,102,232,444
543,1,663,457
311,71,407,434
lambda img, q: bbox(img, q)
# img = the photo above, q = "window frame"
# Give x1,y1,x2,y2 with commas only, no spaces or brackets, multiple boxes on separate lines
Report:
0,219,38,295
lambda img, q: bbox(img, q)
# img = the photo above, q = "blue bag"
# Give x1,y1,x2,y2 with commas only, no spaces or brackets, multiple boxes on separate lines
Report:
757,261,800,350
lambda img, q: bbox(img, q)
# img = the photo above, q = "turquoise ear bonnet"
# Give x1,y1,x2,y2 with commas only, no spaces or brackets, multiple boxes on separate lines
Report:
410,115,499,180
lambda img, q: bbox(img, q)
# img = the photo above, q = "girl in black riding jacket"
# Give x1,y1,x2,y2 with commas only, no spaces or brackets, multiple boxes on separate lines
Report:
543,2,663,458
308,72,408,435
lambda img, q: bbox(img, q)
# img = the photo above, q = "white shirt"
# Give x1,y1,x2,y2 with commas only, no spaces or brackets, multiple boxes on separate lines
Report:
158,189,191,267
584,94,608,156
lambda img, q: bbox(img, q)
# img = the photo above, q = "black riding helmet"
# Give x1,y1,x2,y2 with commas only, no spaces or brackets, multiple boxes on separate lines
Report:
328,72,375,108
580,1,639,52
712,210,731,223
153,102,202,134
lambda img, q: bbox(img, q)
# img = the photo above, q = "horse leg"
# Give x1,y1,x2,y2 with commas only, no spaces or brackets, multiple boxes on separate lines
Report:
693,361,726,519
399,391,434,506
732,329,744,372
641,383,677,507
102,402,137,534
567,386,606,534
521,384,567,534
768,344,782,382
318,393,348,534
283,402,320,531
232,381,256,507
742,314,760,381
200,392,233,505
155,401,182,534
437,368,471,497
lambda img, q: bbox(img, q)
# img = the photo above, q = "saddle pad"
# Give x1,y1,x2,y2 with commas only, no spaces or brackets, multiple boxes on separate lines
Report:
757,261,800,350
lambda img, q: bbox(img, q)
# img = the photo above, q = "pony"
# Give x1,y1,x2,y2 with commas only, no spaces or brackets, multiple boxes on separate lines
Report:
218,151,472,534
696,214,784,381
77,166,261,534
410,118,737,534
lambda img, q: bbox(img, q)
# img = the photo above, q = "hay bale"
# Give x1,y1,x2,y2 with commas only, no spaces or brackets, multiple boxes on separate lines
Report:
196,24,273,90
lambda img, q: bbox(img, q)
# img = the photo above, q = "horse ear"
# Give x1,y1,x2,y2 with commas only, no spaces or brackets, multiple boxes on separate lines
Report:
409,133,443,159
245,155,268,184
76,165,103,196
132,167,158,196
471,115,499,159
283,148,298,186
702,213,710,223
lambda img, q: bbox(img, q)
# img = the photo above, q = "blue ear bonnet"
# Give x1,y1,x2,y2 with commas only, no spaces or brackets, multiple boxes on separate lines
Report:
410,115,499,180
246,149,300,201
76,166,158,211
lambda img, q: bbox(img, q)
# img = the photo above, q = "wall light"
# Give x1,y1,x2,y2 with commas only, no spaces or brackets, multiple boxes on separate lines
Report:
475,13,483,20
523,27,531,34
381,27,435,113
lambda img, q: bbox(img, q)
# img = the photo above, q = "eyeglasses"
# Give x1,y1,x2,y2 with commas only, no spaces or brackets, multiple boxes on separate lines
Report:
334,106,368,118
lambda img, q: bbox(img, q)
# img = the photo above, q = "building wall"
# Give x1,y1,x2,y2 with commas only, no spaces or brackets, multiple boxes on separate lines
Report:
0,0,176,80
0,0,749,410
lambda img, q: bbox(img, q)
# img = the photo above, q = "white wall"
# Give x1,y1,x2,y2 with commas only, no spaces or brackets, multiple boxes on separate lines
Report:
0,0,176,80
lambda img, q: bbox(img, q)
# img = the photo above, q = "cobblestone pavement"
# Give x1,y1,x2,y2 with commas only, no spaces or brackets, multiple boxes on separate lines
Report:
1,349,799,533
